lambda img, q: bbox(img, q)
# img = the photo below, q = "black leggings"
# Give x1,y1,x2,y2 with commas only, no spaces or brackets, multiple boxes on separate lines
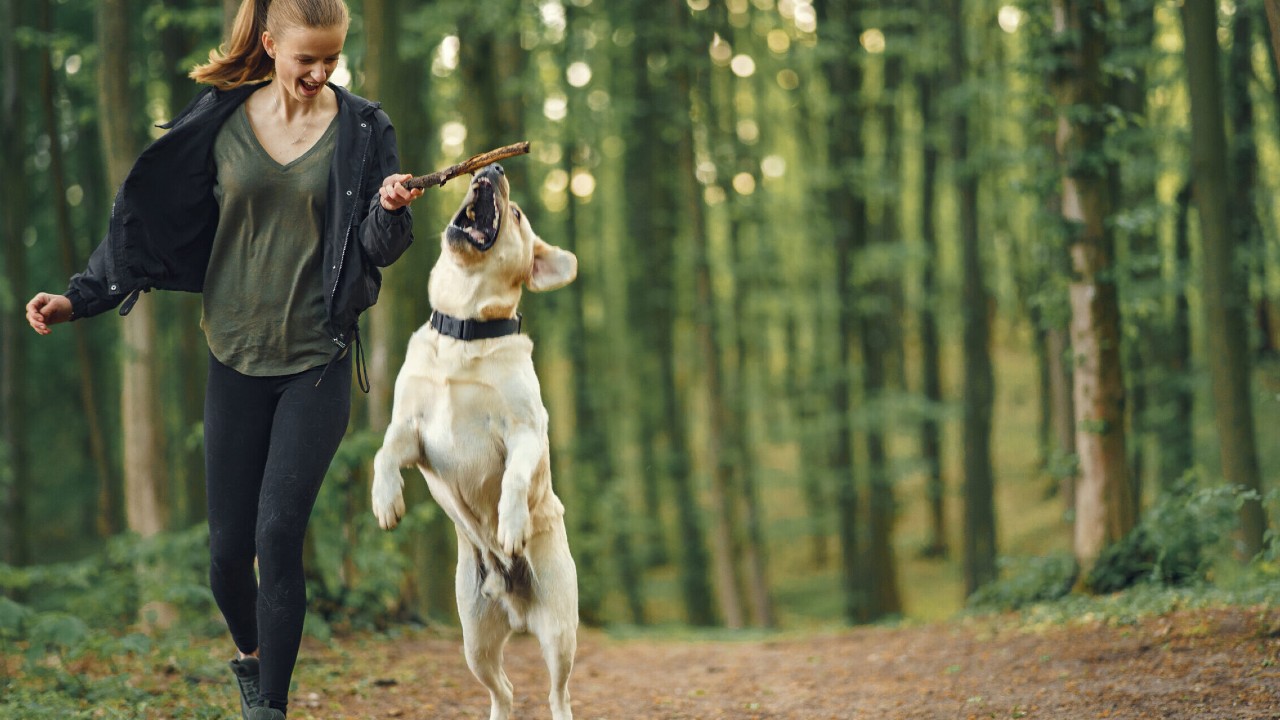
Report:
204,352,350,713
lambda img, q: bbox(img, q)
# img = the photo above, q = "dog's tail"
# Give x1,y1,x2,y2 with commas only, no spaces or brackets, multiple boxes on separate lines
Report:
477,550,534,629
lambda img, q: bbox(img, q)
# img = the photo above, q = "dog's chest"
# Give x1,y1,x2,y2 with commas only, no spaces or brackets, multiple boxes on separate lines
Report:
418,380,508,480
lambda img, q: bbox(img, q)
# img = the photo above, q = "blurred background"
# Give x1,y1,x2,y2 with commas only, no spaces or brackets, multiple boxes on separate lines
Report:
2,0,1280,641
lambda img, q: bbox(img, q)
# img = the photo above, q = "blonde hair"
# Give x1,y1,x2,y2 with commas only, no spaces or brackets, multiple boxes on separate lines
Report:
190,0,349,89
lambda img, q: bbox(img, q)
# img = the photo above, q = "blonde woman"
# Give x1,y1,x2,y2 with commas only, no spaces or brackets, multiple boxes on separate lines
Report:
25,0,423,717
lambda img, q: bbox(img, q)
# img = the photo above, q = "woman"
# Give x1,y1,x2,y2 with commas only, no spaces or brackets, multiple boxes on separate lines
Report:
24,0,422,717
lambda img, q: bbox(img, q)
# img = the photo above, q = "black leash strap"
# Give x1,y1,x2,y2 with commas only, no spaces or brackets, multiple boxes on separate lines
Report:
430,310,522,341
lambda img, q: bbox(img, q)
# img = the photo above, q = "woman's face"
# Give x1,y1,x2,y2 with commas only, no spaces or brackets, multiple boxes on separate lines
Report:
263,24,346,104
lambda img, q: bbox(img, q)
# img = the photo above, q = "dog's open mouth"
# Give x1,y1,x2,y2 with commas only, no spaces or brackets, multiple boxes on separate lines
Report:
447,175,501,252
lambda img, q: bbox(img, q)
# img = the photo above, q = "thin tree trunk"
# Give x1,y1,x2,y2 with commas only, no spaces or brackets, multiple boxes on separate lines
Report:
363,0,395,431
161,0,205,528
916,28,947,558
622,6,674,571
1182,0,1267,556
1228,9,1268,366
99,0,170,542
36,0,121,539
1,0,31,567
863,6,903,617
1162,182,1196,487
675,53,746,630
819,0,871,624
1112,2,1157,508
1053,0,1135,576
948,0,997,596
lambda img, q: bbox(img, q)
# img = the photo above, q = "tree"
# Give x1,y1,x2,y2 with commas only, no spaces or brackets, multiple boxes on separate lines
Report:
98,0,170,539
1,0,31,568
1051,0,1135,576
1182,0,1268,556
816,0,872,624
948,0,997,596
912,0,948,559
40,0,120,537
624,0,717,626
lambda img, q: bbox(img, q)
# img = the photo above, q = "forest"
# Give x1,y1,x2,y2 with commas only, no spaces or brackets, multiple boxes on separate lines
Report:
3,0,1280,681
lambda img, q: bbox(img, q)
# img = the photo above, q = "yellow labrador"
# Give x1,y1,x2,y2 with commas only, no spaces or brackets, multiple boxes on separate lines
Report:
371,164,579,720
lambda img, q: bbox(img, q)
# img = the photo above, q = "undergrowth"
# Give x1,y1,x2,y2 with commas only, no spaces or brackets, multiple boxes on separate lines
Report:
967,480,1280,625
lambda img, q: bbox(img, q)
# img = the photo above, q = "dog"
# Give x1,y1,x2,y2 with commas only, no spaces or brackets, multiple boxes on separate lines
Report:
371,163,580,720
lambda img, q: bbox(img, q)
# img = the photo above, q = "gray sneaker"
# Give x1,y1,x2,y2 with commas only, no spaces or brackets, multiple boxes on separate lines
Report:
228,657,261,720
247,707,286,720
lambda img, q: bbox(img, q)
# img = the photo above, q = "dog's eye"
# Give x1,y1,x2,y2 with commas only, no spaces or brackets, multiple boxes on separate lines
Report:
513,207,522,221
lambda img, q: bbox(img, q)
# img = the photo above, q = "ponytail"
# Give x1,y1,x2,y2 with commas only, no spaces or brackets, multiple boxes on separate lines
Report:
190,0,349,89
190,0,273,89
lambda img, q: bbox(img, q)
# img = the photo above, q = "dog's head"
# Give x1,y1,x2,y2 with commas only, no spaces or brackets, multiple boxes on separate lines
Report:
428,164,577,320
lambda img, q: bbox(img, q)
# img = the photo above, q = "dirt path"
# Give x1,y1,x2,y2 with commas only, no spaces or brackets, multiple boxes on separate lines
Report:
285,606,1280,719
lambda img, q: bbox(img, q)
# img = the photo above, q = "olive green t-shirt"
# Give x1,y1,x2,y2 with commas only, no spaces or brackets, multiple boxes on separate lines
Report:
202,103,339,376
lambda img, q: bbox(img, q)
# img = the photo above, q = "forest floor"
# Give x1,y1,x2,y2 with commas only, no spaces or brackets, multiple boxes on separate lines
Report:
269,604,1280,720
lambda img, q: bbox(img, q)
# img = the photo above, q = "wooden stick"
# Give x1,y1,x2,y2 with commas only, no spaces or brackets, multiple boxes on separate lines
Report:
403,141,531,191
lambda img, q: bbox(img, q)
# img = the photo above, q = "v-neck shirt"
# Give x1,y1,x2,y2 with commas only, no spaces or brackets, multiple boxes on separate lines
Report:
203,102,339,376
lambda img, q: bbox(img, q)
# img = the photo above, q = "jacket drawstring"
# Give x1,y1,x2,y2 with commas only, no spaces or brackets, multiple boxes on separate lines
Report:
352,323,370,393
315,322,369,393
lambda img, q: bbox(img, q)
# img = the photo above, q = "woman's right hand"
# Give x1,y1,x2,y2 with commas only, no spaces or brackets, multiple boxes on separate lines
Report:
26,293,72,335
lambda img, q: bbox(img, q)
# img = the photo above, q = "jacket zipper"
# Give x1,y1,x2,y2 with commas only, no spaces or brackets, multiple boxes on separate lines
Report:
330,115,375,347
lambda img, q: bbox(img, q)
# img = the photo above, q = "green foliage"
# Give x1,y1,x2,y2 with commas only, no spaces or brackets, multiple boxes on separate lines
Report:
0,527,231,718
306,430,442,635
1086,476,1251,594
967,553,1078,612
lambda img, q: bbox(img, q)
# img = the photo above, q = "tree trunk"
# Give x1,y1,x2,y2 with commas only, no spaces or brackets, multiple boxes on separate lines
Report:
1111,2,1157,507
1182,0,1267,556
862,5,903,617
948,0,997,597
818,0,872,623
1162,183,1196,487
1053,0,1135,576
1,0,31,567
620,4,674,572
39,0,120,538
99,0,171,546
160,0,206,528
1228,9,1268,365
916,35,947,560
672,8,746,628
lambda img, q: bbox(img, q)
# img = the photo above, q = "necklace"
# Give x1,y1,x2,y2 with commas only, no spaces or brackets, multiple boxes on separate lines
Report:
271,96,316,146
284,114,315,146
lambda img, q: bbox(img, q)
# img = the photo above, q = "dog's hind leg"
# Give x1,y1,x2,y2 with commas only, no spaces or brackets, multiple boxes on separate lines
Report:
371,418,420,529
457,541,515,720
526,524,578,720
535,617,575,720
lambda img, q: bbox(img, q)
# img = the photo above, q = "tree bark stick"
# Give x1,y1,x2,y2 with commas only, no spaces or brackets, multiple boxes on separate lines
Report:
403,141,530,190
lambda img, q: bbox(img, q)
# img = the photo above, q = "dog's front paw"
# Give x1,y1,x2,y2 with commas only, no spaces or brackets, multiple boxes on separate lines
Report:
497,494,532,556
371,468,406,530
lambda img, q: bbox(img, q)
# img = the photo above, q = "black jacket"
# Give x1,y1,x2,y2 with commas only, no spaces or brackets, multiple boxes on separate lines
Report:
65,81,414,352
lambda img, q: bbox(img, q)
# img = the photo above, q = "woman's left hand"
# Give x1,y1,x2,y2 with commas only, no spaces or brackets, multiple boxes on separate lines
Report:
379,173,424,212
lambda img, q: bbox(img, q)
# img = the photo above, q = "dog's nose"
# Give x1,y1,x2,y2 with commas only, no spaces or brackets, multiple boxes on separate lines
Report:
492,164,504,176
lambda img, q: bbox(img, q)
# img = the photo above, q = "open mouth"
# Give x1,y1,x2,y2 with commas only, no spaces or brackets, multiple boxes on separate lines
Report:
446,174,501,251
300,78,323,95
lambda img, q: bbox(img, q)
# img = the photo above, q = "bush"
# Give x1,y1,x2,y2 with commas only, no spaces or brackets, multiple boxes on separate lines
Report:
967,553,1078,612
1086,475,1248,593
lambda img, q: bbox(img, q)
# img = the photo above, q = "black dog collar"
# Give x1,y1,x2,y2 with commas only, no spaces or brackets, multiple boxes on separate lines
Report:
430,310,522,341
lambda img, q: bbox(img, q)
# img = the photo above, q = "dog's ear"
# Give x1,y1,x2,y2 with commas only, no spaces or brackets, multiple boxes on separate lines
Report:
527,238,577,292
